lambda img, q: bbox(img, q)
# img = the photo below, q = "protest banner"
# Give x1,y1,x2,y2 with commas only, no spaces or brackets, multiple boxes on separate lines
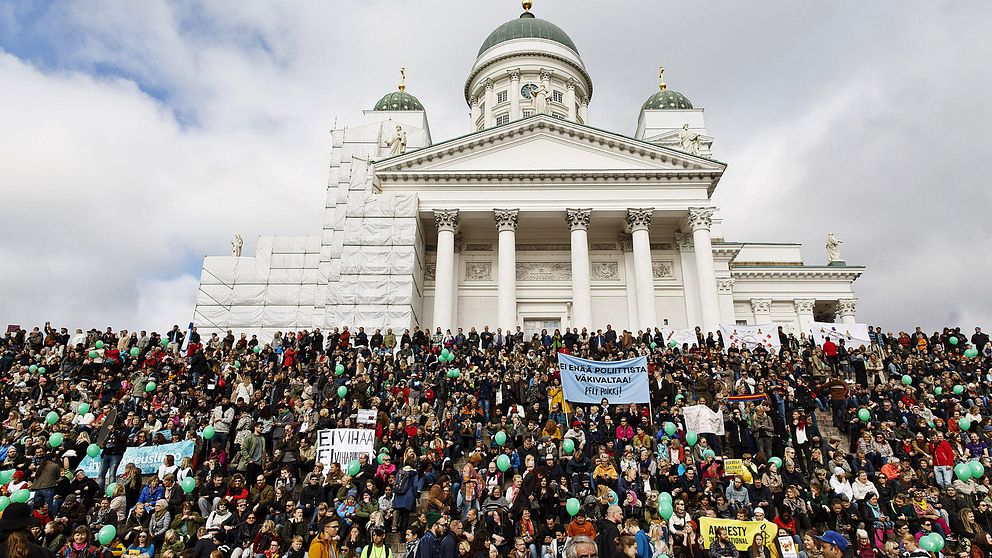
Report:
316,428,376,468
357,409,376,426
723,459,744,477
663,328,698,348
557,353,649,404
719,324,781,352
698,517,779,552
810,322,872,349
77,455,103,478
101,439,196,476
683,404,725,435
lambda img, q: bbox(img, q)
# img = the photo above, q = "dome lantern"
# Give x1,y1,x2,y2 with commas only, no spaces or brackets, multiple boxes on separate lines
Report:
641,65,693,111
373,67,425,111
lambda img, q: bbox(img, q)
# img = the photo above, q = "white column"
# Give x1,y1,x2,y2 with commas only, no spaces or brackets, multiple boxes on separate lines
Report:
675,232,699,328
626,209,657,329
483,79,494,129
578,98,589,123
837,298,858,325
750,298,772,324
494,209,519,330
566,209,592,329
564,79,577,122
685,207,720,335
619,235,639,330
508,69,521,121
794,298,815,336
469,96,480,132
432,210,458,332
717,278,736,324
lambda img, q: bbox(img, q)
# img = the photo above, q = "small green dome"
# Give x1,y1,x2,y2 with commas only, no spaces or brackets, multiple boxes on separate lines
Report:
478,13,579,57
373,90,424,111
641,89,693,111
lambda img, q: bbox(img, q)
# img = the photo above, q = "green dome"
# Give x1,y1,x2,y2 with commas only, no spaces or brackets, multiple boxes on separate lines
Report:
478,13,579,57
373,90,424,111
641,89,693,111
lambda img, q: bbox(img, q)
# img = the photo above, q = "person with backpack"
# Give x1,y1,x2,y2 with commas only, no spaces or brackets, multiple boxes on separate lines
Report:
360,527,390,558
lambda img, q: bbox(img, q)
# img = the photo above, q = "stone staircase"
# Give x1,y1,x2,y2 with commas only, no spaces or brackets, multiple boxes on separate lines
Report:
814,409,851,452
384,452,472,555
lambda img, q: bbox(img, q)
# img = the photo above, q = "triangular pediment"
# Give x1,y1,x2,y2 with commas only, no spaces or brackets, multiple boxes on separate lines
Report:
374,115,725,177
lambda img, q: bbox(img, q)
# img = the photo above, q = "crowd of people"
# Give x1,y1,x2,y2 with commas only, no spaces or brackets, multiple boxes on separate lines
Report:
0,321,990,558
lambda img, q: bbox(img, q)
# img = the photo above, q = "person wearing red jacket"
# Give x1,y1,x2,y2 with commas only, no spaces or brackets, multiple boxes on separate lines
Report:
931,430,955,488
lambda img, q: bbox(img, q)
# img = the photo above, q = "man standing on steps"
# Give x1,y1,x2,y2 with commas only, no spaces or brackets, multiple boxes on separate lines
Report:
595,505,622,558
416,516,445,558
361,527,391,558
818,374,849,426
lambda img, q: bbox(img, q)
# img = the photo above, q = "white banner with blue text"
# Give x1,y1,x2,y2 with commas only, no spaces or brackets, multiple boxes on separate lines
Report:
558,353,650,404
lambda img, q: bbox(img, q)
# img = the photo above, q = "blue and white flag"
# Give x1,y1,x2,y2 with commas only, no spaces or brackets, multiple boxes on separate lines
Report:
557,353,650,404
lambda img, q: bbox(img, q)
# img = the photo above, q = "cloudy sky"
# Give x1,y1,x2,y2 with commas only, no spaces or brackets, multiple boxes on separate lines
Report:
1,0,989,334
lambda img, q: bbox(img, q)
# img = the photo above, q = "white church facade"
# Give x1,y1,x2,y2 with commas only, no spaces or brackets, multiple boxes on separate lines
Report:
194,3,863,339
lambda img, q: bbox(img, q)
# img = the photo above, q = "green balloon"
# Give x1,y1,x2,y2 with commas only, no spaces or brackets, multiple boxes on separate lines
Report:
768,457,783,469
447,369,461,378
161,339,169,347
0,470,14,485
234,360,241,368
669,340,678,348
77,403,90,415
650,342,657,350
129,347,140,357
89,351,99,359
37,367,45,374
337,385,348,398
49,432,64,448
335,364,345,375
106,482,118,498
960,418,972,431
496,454,511,472
954,384,965,394
145,381,156,392
664,422,677,436
858,409,871,422
686,432,698,447
347,460,361,477
494,431,507,446
202,426,215,440
919,534,937,553
0,496,8,511
97,524,117,546
180,477,196,494
935,387,943,395
46,411,59,425
970,460,985,478
955,463,972,481
965,348,979,358
658,501,674,520
10,489,30,503
566,497,580,516
440,348,450,359
95,340,104,349
87,443,101,458
928,532,944,551
659,492,673,505
949,336,959,346
253,345,262,353
28,365,37,373
563,439,575,454
901,375,912,385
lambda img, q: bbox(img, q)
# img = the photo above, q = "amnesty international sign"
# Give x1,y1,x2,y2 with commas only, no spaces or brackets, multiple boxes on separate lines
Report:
698,517,779,553
558,353,649,404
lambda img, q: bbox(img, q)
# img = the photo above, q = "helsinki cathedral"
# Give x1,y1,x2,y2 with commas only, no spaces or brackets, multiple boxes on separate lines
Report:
194,1,863,340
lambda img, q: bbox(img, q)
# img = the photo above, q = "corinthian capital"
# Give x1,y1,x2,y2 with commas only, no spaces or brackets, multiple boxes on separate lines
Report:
717,278,735,294
434,210,459,233
508,69,521,81
484,78,494,92
493,209,519,232
750,298,771,314
625,208,653,232
837,298,858,317
565,209,591,231
793,298,815,314
684,207,716,232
